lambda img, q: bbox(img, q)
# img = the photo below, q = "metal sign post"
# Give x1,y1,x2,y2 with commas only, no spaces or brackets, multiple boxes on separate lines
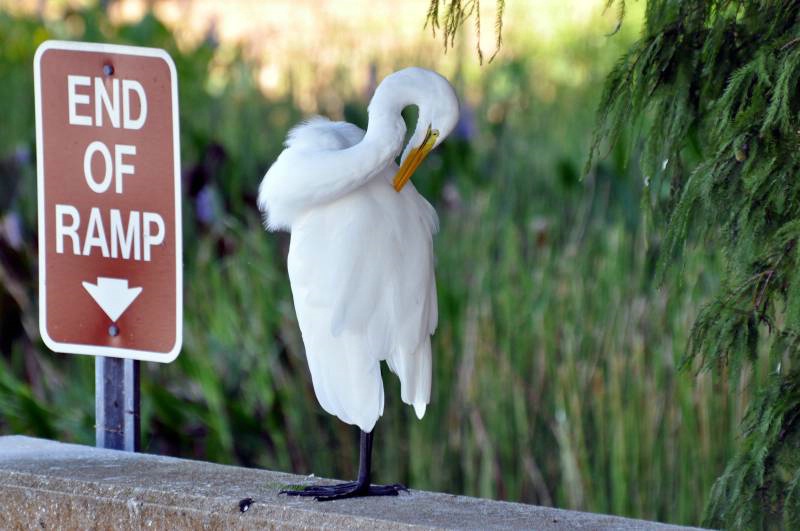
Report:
96,357,140,451
34,41,182,451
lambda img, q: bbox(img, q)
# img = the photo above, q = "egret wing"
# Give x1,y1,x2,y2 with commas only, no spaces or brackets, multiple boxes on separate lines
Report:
287,176,438,430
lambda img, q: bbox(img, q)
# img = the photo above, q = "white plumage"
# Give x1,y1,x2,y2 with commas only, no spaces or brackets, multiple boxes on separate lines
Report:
258,67,458,433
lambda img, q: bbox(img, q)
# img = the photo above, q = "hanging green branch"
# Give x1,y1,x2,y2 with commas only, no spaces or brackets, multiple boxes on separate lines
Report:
425,0,505,64
591,1,800,527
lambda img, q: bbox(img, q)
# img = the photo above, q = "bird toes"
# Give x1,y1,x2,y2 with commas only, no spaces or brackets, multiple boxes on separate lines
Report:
280,481,410,501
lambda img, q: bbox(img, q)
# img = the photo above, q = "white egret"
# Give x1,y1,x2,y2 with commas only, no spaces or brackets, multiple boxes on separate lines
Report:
258,67,458,500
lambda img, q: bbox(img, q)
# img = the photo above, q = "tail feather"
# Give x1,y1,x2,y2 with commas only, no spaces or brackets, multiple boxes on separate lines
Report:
387,340,432,419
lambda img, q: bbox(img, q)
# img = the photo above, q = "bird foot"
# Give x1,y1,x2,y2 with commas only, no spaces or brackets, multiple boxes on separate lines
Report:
280,481,409,501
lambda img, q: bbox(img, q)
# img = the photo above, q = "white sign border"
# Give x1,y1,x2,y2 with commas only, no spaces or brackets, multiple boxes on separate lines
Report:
34,40,183,363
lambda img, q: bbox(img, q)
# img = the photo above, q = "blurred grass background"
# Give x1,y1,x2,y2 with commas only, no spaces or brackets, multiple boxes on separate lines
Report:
0,0,768,526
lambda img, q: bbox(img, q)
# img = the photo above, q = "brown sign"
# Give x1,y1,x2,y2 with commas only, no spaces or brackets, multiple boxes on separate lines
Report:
34,41,182,362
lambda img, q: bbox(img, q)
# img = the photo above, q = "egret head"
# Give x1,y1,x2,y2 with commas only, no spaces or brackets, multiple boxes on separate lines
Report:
373,67,459,192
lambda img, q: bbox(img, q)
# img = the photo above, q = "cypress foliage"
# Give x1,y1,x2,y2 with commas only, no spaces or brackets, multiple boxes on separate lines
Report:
589,1,800,528
427,0,800,526
425,0,505,63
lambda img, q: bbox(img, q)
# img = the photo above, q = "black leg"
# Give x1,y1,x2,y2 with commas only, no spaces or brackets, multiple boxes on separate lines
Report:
357,428,373,487
280,429,409,501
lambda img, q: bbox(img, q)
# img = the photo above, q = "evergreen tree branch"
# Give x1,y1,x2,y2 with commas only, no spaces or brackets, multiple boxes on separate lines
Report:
425,0,505,63
592,1,800,526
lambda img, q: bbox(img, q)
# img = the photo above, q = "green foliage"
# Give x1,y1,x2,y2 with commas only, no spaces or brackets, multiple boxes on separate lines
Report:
591,0,800,526
704,369,800,528
0,5,746,527
426,0,505,63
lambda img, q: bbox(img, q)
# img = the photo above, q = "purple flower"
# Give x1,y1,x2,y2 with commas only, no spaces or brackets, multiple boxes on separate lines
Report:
1,212,23,250
195,186,217,225
13,145,30,166
454,102,476,141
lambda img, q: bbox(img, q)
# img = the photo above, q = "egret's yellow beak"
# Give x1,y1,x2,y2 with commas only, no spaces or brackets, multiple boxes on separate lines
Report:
393,127,440,192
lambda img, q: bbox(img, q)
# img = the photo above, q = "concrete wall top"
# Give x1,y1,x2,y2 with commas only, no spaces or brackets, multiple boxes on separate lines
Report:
0,436,703,530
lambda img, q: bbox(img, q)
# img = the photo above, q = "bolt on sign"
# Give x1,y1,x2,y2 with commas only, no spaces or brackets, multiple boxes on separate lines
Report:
34,41,182,362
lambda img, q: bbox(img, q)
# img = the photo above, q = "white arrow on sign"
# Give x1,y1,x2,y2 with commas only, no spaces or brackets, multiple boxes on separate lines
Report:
82,277,143,322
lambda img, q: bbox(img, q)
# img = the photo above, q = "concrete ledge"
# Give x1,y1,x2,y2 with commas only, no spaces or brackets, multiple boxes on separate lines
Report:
0,436,698,530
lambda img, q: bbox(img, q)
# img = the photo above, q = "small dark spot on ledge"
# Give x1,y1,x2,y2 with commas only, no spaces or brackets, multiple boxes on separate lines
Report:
239,497,254,513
